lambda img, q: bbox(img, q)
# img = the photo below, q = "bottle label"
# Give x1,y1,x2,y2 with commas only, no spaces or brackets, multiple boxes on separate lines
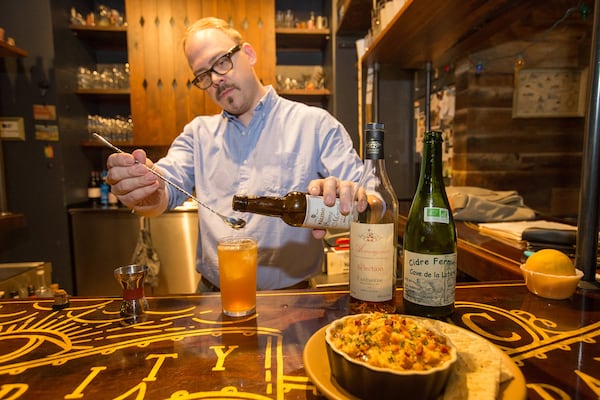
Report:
349,222,395,302
423,207,450,224
88,187,101,198
403,250,456,307
108,192,118,205
303,195,355,229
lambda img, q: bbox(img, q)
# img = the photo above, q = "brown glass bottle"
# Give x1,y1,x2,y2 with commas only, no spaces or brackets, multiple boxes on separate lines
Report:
349,122,398,314
232,191,356,229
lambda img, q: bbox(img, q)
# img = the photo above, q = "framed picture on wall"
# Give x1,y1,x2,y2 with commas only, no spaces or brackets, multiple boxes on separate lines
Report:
0,117,25,140
513,68,588,118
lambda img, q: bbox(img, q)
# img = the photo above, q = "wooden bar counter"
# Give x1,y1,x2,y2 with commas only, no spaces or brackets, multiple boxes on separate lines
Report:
0,283,598,399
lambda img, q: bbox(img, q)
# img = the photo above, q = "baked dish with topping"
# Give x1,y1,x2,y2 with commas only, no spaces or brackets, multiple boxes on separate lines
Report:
325,313,458,400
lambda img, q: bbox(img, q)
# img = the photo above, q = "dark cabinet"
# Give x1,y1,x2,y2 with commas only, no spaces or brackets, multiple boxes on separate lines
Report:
69,23,131,145
275,0,332,109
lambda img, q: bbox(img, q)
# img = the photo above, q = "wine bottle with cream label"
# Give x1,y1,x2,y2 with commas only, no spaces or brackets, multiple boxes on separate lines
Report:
349,122,398,314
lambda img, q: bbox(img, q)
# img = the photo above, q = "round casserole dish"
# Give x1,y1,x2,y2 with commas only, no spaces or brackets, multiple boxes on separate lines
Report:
325,313,458,400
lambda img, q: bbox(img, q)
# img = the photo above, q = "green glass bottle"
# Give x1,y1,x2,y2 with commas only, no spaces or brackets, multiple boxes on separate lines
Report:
403,131,457,318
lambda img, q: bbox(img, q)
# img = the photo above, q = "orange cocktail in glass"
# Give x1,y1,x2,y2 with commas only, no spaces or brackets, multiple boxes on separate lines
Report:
217,237,258,317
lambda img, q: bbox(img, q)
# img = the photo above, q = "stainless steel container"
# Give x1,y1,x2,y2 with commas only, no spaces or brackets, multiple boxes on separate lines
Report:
69,206,199,296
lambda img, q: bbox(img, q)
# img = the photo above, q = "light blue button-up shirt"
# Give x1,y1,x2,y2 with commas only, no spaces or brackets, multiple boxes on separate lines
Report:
156,86,364,289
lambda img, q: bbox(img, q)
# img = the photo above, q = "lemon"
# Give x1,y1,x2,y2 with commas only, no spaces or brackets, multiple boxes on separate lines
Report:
525,249,575,276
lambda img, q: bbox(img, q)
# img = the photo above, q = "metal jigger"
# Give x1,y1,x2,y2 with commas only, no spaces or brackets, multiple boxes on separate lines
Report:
114,264,149,324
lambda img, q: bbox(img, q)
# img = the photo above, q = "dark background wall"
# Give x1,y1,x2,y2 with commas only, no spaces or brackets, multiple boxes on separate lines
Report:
0,0,77,293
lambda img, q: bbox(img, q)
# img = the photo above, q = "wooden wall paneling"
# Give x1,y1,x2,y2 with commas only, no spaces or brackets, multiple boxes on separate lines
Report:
128,0,161,145
156,0,177,144
171,0,193,137
232,1,248,59
229,0,274,86
255,0,275,87
126,0,276,145
200,0,224,116
199,0,217,16
126,0,148,144
128,0,196,145
243,0,261,81
184,0,223,120
203,1,221,117
451,56,586,215
185,0,208,124
141,0,162,145
221,0,236,23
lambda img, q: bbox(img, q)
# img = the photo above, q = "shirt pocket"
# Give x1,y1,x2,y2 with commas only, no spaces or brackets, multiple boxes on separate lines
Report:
259,151,306,194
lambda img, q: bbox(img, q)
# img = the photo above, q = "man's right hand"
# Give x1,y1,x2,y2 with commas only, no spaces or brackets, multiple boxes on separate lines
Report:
106,149,168,217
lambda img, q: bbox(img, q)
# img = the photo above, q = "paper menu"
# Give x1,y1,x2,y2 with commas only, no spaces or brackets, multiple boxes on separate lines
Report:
477,220,576,242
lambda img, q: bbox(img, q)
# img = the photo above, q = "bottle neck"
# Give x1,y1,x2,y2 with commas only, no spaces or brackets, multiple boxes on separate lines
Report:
360,129,394,195
365,133,384,161
232,196,285,217
364,158,387,175
364,128,386,173
418,132,445,191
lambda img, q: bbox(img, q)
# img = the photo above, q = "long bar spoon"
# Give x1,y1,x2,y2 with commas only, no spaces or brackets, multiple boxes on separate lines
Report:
92,133,246,229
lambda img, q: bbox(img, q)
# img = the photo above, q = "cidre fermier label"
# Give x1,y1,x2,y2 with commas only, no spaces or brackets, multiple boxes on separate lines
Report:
403,250,456,306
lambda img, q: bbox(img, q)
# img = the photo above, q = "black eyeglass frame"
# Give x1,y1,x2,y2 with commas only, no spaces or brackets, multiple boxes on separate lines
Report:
191,44,242,90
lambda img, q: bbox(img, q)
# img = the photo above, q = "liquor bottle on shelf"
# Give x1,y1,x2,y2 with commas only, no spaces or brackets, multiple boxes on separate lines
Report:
349,122,398,314
108,190,119,207
403,131,457,318
100,170,110,208
87,170,101,207
232,191,357,229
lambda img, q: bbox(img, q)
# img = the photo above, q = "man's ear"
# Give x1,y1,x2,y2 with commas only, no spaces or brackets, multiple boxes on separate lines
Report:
242,43,257,66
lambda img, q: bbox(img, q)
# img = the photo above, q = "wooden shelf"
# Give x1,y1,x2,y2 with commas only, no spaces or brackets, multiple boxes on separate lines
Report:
277,88,331,96
75,88,130,100
69,24,127,32
274,2,333,109
0,41,28,57
0,212,26,229
275,27,330,35
276,28,330,49
69,24,127,49
336,0,372,35
361,0,540,69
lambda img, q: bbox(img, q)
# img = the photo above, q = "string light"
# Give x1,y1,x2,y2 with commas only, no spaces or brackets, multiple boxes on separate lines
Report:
466,1,590,74
475,62,484,75
514,53,526,71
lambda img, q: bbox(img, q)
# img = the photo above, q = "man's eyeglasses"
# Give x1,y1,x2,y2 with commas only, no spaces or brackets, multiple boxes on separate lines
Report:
191,44,241,90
